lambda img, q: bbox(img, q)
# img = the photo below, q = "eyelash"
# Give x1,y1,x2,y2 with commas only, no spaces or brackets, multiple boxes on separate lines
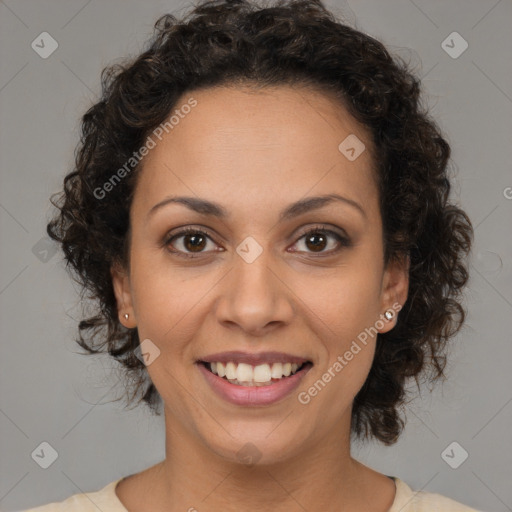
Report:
163,225,351,259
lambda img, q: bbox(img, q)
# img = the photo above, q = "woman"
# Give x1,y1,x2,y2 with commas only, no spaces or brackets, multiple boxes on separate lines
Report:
25,0,479,510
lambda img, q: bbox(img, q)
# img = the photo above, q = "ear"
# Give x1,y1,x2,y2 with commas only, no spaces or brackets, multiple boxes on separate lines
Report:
111,261,137,328
377,252,409,334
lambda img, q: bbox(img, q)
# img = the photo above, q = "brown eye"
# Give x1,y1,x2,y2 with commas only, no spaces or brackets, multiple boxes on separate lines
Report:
182,232,207,252
165,228,218,258
304,232,328,252
292,226,350,255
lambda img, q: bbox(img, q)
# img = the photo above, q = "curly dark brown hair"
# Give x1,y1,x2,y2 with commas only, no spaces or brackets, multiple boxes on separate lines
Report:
47,0,473,445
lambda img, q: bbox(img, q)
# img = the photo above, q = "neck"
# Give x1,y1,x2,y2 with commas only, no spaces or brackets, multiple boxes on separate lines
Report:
141,408,390,512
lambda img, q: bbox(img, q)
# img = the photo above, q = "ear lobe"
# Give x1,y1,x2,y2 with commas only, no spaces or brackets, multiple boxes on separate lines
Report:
378,253,410,332
110,262,136,327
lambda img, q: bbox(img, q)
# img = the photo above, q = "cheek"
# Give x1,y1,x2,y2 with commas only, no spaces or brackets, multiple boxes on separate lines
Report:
300,261,383,335
296,256,383,388
300,279,379,419
128,250,221,372
128,251,186,348
129,244,195,322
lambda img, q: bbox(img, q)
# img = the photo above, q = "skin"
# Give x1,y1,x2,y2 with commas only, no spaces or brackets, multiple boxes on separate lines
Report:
111,84,409,512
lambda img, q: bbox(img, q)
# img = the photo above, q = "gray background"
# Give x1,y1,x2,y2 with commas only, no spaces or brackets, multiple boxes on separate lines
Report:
0,0,511,511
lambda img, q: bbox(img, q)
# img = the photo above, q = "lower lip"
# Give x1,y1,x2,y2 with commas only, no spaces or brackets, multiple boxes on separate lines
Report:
197,362,313,406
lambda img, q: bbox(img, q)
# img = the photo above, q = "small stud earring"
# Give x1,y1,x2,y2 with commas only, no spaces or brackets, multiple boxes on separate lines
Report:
384,309,395,321
124,313,129,320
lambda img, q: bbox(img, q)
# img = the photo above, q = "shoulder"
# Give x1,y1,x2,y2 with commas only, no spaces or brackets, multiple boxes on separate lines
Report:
20,478,127,512
390,477,483,512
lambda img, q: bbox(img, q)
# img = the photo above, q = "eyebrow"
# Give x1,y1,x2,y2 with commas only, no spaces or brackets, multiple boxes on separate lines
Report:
146,193,366,222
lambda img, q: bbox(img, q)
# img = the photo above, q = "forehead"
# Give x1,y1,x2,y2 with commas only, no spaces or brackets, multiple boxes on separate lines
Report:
132,85,378,223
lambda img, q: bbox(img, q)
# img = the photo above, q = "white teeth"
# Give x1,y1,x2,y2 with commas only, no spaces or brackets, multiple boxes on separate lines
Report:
253,363,271,383
207,360,305,384
216,362,226,378
225,362,237,380
236,363,253,383
271,363,283,378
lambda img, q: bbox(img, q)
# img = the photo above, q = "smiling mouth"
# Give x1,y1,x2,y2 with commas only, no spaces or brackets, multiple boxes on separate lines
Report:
199,360,313,387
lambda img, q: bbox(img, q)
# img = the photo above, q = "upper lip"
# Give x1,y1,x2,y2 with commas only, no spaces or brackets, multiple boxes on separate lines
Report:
198,351,311,366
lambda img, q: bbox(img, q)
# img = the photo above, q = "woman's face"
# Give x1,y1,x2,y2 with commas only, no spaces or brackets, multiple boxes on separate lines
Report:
112,85,408,464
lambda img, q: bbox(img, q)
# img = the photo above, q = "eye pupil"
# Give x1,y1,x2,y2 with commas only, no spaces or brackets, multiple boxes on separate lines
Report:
184,233,206,252
306,232,326,252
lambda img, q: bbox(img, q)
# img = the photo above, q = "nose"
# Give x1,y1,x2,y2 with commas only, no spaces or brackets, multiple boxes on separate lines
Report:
214,248,295,337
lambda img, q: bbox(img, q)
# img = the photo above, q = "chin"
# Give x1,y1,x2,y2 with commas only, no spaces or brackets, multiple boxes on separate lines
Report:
203,427,309,467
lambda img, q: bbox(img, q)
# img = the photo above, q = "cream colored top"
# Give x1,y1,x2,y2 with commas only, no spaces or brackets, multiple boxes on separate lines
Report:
21,476,482,511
